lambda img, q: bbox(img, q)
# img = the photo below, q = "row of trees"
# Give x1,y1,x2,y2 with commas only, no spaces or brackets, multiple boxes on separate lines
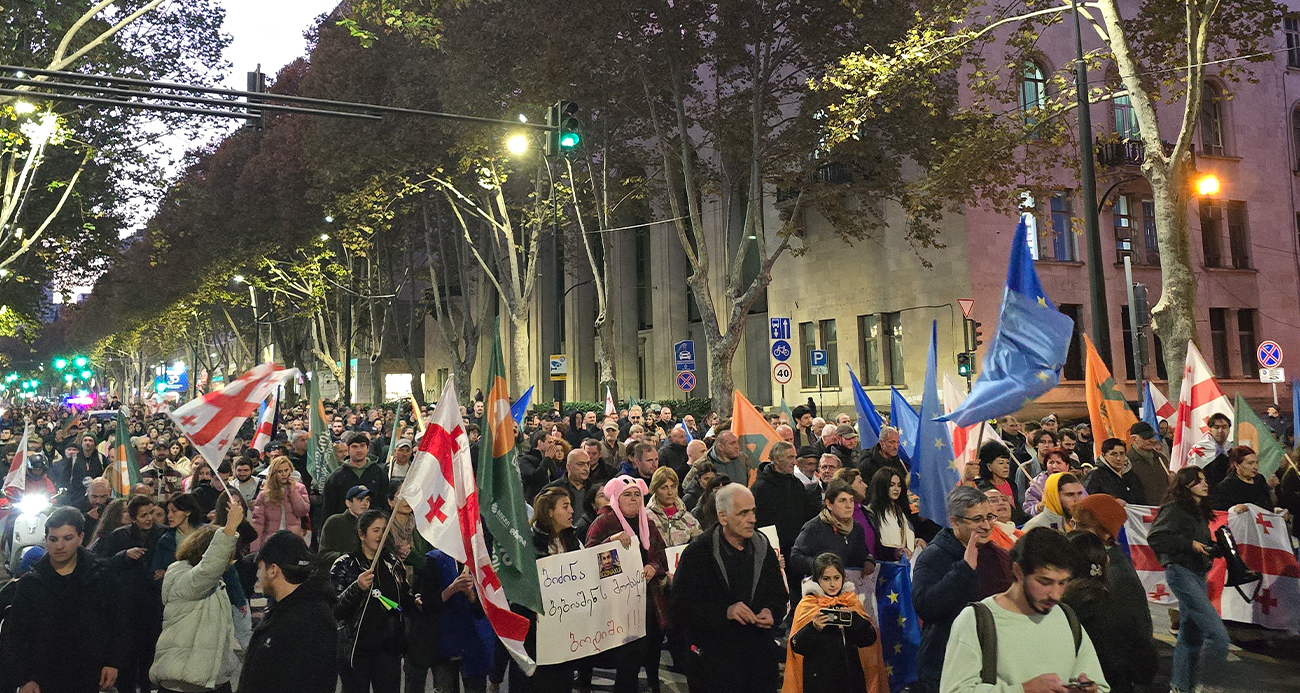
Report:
25,0,1287,408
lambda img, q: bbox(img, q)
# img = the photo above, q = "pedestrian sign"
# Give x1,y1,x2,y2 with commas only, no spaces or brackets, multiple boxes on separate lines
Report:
1257,341,1283,368
771,339,792,361
677,371,696,392
810,349,829,376
773,362,792,384
770,317,791,341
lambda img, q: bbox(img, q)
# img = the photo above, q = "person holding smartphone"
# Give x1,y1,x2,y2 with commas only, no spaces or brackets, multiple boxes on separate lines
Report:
783,552,882,693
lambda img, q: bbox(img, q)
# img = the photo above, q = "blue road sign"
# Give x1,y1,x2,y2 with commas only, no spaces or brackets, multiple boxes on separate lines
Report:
770,317,791,341
677,371,696,392
771,339,792,361
674,339,695,365
1257,341,1283,368
811,349,828,368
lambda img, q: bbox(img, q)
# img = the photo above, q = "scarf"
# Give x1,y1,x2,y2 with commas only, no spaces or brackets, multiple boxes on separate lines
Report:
782,580,888,693
603,475,651,550
1042,472,1067,517
819,507,855,535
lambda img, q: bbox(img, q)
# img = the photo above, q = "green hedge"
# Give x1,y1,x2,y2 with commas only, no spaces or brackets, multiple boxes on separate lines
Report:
531,397,714,420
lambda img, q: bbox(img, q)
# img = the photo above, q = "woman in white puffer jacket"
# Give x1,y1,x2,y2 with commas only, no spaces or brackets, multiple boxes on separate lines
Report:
150,496,244,693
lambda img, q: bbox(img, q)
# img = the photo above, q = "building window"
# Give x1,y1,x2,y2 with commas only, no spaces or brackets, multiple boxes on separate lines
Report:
1209,308,1230,376
1286,17,1300,69
820,319,840,388
634,228,652,329
686,288,701,323
1293,105,1300,171
1050,192,1077,261
1113,194,1133,256
1114,94,1139,140
1238,308,1257,377
1020,61,1048,132
1226,200,1249,269
1141,199,1159,265
1200,82,1226,156
858,313,905,386
1200,199,1223,268
800,321,817,388
1059,304,1085,380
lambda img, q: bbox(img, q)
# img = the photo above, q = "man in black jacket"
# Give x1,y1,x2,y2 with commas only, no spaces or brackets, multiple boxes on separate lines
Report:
1085,438,1146,506
673,484,788,693
857,426,906,482
242,531,338,693
2,507,127,693
658,425,690,480
750,441,816,579
323,431,391,517
518,427,557,502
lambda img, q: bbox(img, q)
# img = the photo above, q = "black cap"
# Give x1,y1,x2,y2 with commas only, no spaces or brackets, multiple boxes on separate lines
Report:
1129,421,1157,439
254,530,314,570
797,445,819,459
346,485,371,501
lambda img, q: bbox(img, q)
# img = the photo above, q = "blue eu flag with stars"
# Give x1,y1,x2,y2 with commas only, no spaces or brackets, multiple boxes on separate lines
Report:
912,320,959,526
849,366,885,449
939,217,1074,427
890,387,919,463
876,556,921,693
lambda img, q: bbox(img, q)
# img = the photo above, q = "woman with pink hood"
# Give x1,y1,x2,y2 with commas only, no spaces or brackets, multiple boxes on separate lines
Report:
586,475,670,693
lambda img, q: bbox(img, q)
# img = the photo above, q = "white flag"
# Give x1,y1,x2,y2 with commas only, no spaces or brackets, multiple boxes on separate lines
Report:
2,425,32,495
398,378,535,674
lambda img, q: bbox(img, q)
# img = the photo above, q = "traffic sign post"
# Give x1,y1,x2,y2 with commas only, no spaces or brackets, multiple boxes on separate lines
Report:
549,354,568,381
769,318,791,401
771,339,792,361
773,362,792,384
958,298,974,319
674,339,696,373
1257,341,1285,403
810,349,828,413
677,371,696,393
770,318,791,341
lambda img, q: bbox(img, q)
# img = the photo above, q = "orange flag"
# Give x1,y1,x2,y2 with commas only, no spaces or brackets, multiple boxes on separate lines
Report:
732,390,782,486
1084,334,1139,458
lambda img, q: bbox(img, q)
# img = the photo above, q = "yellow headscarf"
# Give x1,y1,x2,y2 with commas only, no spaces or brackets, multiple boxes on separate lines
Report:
1042,472,1067,517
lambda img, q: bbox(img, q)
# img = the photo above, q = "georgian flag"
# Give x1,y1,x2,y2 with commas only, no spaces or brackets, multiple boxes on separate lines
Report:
1170,341,1233,471
250,388,279,455
942,373,1001,474
605,385,616,417
2,425,32,495
1124,503,1300,632
398,378,534,673
169,363,297,487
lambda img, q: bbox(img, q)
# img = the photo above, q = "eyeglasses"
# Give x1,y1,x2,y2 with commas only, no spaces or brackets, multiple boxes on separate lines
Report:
958,513,998,525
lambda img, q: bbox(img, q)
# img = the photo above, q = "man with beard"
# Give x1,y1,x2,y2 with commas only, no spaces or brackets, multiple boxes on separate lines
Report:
857,425,905,482
940,528,1106,693
78,477,112,539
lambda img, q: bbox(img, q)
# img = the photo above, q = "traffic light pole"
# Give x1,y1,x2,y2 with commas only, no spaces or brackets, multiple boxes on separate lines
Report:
1072,2,1112,366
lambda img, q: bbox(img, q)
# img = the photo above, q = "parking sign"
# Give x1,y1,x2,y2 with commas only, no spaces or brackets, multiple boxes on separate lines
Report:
810,349,829,376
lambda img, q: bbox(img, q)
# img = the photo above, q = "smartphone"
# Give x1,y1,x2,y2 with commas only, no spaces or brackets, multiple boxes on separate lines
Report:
1065,679,1089,691
819,607,853,627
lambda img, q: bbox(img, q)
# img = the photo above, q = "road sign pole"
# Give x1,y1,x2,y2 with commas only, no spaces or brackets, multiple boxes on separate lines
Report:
1273,382,1279,406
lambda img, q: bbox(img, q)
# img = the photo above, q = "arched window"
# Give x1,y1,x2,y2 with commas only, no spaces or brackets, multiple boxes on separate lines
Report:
1292,105,1300,171
1019,60,1048,131
1200,82,1225,156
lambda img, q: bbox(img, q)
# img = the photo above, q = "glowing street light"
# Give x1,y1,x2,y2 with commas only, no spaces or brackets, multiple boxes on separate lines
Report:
1196,174,1220,197
12,101,36,115
506,133,529,156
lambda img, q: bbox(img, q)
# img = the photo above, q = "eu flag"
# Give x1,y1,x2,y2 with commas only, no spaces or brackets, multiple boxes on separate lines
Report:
875,556,921,692
1141,381,1161,435
510,385,534,426
939,218,1074,427
849,366,885,449
912,321,959,526
890,387,919,463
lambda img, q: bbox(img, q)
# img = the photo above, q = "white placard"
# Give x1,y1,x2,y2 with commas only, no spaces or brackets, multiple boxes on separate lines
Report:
759,525,781,551
535,540,647,665
665,544,687,576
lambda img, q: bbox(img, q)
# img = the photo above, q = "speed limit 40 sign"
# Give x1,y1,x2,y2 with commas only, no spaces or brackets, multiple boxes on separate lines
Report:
773,362,793,384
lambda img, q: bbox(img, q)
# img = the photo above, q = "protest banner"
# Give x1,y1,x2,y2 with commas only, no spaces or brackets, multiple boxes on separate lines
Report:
535,540,648,664
664,545,686,576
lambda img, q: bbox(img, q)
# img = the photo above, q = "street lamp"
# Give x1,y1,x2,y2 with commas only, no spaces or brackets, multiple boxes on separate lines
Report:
12,101,35,115
1196,174,1220,197
506,133,529,156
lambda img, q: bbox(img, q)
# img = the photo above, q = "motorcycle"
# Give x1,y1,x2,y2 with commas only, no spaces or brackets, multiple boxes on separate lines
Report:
5,491,55,575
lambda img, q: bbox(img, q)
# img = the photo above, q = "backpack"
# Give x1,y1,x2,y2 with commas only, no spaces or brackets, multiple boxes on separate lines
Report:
968,600,1082,685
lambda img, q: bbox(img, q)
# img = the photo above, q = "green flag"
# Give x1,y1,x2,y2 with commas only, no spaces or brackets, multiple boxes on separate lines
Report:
778,398,795,425
308,365,338,492
109,409,141,497
1232,394,1286,478
478,321,542,612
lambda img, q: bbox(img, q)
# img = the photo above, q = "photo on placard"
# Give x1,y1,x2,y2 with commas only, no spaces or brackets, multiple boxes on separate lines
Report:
597,549,622,578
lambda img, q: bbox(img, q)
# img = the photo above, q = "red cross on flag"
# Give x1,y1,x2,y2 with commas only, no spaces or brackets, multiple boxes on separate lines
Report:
398,378,534,674
2,425,32,495
169,363,296,483
1170,341,1233,471
605,385,616,417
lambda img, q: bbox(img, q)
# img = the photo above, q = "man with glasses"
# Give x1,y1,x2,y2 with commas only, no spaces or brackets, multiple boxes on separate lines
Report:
1188,412,1233,487
912,486,1014,693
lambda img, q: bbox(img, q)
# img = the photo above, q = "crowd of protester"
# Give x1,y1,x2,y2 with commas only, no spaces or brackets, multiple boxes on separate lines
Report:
0,395,1295,693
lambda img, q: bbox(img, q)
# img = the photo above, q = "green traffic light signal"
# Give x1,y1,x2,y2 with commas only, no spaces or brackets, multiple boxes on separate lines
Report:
53,358,68,370
64,374,74,384
559,131,580,149
73,356,88,368
80,369,92,379
545,100,581,155
956,352,974,378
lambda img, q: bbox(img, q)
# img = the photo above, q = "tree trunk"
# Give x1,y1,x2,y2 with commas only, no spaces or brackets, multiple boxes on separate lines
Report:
1148,164,1198,395
596,314,617,397
506,311,529,397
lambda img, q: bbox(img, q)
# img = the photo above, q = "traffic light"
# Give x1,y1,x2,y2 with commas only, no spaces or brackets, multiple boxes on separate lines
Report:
244,66,266,132
546,100,580,155
53,357,67,370
80,369,92,379
957,352,974,377
972,321,984,348
73,355,88,368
